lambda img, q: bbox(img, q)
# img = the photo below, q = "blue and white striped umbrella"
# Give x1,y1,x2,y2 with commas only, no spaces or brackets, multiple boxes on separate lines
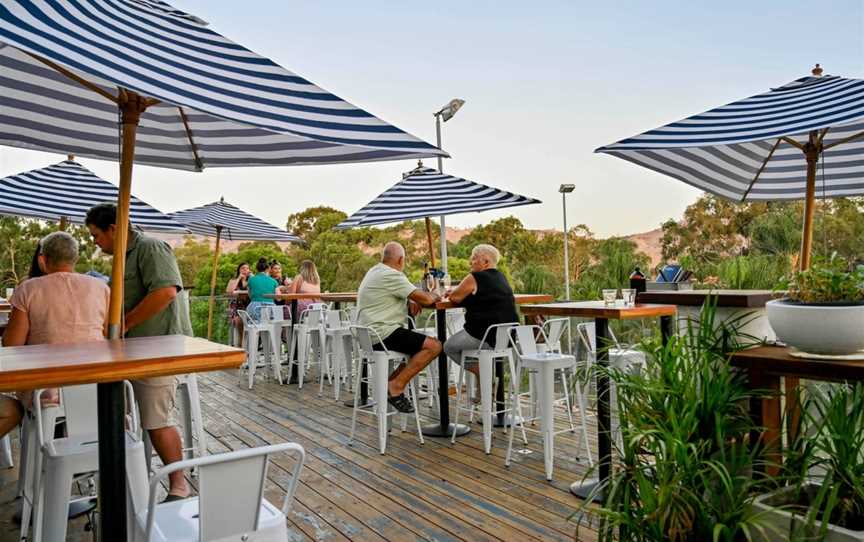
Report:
0,0,446,169
336,166,541,229
169,199,301,243
0,159,186,232
597,72,864,201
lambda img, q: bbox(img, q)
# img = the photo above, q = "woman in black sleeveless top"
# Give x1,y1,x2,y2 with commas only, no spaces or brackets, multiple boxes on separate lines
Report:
443,244,518,376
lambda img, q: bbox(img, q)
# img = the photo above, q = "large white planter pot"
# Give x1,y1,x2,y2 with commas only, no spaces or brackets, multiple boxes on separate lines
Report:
752,483,864,541
766,299,864,355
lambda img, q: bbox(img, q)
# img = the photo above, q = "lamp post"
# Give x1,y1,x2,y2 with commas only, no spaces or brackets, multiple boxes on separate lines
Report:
433,98,465,274
559,184,575,300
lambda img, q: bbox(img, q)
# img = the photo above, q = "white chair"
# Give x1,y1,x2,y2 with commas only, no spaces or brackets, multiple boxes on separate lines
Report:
320,310,353,401
17,398,62,542
537,318,579,433
130,443,305,542
143,374,208,475
260,304,292,371
348,325,424,455
451,323,520,455
575,321,646,450
506,325,579,481
287,305,328,390
238,310,280,389
29,383,144,542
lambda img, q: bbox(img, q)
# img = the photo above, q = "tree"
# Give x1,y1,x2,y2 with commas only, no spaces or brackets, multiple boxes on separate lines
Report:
286,206,346,243
173,236,213,289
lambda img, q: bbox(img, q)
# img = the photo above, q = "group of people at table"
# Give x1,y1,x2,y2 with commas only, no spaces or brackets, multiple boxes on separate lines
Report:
226,240,518,413
0,199,525,511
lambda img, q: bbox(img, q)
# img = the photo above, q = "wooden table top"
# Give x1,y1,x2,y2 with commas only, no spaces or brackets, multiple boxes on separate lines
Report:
0,303,10,313
0,335,244,391
637,289,783,308
730,345,864,382
434,294,554,310
520,301,677,320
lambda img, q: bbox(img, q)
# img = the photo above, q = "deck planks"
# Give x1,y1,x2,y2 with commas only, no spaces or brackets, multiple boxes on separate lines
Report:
0,368,600,541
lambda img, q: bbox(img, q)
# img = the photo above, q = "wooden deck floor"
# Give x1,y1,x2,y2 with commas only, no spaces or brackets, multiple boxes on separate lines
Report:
0,370,600,541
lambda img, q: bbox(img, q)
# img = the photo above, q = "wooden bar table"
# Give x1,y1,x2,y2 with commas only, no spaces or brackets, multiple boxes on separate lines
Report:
0,335,244,540
520,301,677,502
729,345,864,475
423,294,554,438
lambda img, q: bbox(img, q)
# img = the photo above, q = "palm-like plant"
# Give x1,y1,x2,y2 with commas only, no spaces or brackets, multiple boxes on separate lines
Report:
575,300,777,541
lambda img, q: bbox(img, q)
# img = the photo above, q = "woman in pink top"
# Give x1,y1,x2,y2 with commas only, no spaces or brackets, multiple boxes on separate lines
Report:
0,232,109,437
285,260,322,314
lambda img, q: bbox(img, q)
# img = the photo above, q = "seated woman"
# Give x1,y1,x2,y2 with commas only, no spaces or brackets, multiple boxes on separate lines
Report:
226,262,251,343
246,257,278,321
443,244,518,378
1,232,109,440
284,260,322,316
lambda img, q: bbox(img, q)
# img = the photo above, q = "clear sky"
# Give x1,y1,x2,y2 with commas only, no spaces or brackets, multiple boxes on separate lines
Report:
0,1,862,237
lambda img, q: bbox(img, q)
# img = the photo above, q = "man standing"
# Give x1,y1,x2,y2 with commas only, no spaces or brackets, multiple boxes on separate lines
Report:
86,203,192,501
357,242,441,413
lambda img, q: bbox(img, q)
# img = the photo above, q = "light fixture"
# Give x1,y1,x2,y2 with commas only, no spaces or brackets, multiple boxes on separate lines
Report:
435,98,465,122
559,183,575,193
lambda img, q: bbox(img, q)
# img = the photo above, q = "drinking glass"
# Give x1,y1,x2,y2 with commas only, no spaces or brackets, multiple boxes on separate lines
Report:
622,288,636,307
602,289,617,307
4,288,12,299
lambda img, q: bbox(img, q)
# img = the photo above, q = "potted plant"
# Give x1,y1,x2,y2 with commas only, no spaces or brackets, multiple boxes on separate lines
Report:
766,255,864,355
752,382,864,541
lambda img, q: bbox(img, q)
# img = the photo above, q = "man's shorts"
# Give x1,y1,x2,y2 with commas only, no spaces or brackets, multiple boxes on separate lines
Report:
131,377,177,430
374,327,427,357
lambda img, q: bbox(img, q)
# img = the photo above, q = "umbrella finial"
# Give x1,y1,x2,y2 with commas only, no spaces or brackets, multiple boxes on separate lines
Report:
812,64,823,77
219,196,224,204
67,154,75,162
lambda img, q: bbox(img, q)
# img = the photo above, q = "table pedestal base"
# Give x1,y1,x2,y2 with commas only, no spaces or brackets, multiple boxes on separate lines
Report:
421,422,471,438
570,478,604,503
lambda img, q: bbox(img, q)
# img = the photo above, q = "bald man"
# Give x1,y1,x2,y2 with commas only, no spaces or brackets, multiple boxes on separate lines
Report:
357,242,442,413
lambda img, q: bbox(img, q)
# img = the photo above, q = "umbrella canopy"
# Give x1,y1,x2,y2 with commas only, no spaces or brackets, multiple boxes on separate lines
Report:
169,198,301,242
0,159,187,231
0,1,446,168
337,165,541,228
597,67,864,268
169,198,301,339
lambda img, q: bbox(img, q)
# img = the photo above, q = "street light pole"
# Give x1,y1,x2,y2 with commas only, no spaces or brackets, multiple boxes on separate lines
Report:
436,114,446,273
559,184,575,300
433,98,465,274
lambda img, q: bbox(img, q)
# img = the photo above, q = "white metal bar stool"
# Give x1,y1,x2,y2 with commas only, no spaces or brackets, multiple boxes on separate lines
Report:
348,325,424,455
450,323,520,455
506,325,578,481
237,309,278,389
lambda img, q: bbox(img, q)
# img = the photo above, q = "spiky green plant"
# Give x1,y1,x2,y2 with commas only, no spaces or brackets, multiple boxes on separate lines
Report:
574,299,780,541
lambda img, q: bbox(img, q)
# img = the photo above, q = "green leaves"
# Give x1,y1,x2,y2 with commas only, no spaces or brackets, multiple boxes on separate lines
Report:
785,254,864,304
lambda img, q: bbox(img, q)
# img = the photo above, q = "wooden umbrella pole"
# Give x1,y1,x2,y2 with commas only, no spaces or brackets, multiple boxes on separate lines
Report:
799,130,820,271
58,216,68,231
206,226,223,340
424,217,436,268
108,90,149,340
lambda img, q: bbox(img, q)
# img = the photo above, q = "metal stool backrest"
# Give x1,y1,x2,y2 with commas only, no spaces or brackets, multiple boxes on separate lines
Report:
511,325,549,357
543,318,569,352
260,304,284,323
447,309,466,334
575,321,624,353
144,443,305,542
325,309,342,329
237,310,258,329
475,323,519,353
349,325,389,357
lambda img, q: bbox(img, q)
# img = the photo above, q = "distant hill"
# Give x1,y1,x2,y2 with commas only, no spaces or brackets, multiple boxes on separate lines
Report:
151,225,664,267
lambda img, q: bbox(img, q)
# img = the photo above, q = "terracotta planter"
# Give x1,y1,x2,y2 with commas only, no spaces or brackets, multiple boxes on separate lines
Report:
766,299,864,355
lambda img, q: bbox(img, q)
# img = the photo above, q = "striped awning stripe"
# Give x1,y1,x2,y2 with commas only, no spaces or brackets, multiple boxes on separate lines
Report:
336,166,541,228
597,75,864,201
0,159,187,231
0,0,446,170
169,199,302,243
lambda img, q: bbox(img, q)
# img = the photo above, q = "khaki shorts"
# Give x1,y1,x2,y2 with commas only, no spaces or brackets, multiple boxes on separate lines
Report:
132,377,177,430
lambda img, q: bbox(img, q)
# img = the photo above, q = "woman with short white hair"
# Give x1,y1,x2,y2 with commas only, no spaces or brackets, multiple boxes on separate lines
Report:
444,244,518,371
